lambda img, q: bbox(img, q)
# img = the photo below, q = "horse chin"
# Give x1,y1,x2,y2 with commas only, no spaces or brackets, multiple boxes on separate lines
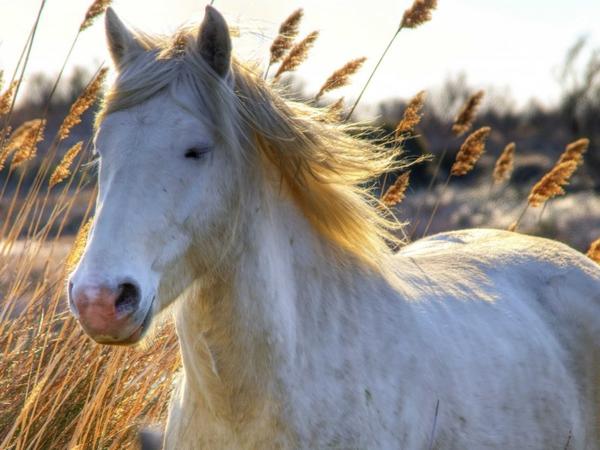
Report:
90,304,154,347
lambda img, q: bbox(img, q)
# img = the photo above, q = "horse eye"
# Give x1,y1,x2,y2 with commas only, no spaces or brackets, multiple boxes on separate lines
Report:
184,148,202,159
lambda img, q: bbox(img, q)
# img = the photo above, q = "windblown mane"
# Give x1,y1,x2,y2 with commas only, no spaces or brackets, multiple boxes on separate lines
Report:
97,26,405,270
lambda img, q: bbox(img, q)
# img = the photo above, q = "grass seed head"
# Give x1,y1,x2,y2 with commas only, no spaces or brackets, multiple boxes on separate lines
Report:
80,0,112,31
6,119,46,168
557,138,589,166
381,171,411,207
0,80,19,116
315,57,367,100
400,0,438,29
527,160,578,207
451,126,491,176
493,142,516,184
49,141,84,187
395,90,427,137
587,238,600,264
273,31,319,81
452,90,485,137
58,68,107,141
269,9,304,65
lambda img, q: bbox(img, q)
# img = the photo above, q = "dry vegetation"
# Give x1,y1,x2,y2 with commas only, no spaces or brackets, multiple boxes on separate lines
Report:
0,0,597,448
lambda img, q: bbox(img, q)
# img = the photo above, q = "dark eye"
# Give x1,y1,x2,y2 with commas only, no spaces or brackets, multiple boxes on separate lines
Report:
184,148,203,159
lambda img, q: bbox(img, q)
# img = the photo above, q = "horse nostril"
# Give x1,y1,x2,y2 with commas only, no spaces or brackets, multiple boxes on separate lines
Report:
115,282,141,315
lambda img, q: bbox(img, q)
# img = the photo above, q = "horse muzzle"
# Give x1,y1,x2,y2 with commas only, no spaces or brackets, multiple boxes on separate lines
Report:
69,279,152,345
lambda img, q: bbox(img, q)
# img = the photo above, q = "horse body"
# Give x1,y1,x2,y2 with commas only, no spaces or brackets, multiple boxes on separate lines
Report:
67,6,600,449
164,174,600,449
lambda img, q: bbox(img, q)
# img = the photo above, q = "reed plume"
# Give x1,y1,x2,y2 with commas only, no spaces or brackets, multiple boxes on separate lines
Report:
528,160,578,207
58,68,107,141
493,142,516,184
557,138,589,166
451,126,491,176
395,90,426,137
346,0,437,120
67,217,94,272
452,90,485,137
49,141,84,187
381,171,411,207
400,0,438,29
2,119,45,168
0,70,4,92
315,58,367,101
269,9,303,65
80,0,112,32
586,238,600,264
0,81,18,116
273,31,319,81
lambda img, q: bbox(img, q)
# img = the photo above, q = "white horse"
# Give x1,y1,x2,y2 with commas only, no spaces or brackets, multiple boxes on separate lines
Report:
68,6,600,449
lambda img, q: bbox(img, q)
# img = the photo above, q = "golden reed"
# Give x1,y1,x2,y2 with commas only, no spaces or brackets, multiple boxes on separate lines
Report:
49,141,84,187
395,90,426,137
58,68,108,141
269,9,303,65
451,126,491,176
80,0,112,32
452,90,485,137
316,58,367,101
493,142,516,184
381,171,411,207
528,160,578,208
587,238,600,264
558,138,589,166
400,0,438,29
2,119,46,168
274,31,319,80
0,80,18,116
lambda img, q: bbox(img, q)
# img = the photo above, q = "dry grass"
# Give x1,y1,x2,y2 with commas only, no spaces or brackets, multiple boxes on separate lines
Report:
492,142,516,185
451,126,491,176
452,90,485,137
0,2,596,449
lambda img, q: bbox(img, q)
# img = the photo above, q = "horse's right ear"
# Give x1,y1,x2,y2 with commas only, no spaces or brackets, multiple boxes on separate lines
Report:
105,8,143,69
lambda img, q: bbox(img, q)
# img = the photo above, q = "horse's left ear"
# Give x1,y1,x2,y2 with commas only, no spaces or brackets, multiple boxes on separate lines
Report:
197,6,232,78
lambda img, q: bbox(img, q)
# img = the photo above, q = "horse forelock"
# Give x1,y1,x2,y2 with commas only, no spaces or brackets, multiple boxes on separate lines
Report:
96,24,406,272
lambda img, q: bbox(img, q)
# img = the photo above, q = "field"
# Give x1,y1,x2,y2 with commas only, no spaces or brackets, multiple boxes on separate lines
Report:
0,0,598,448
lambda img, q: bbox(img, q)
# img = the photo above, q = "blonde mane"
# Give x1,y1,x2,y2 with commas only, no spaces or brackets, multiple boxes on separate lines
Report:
98,26,405,270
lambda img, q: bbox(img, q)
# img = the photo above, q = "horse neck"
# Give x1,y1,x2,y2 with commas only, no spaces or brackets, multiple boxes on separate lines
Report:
173,174,372,425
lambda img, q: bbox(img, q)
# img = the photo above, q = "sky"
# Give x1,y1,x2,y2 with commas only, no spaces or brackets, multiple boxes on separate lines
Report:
0,0,599,114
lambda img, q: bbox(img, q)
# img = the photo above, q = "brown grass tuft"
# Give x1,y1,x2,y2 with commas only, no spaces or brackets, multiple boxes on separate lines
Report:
269,9,304,65
315,57,367,100
49,141,84,188
395,90,427,137
586,238,600,264
273,31,319,81
452,90,485,137
5,119,46,168
0,80,18,116
381,171,411,207
527,160,578,207
67,217,94,272
58,68,108,141
557,138,589,166
400,0,438,29
451,126,491,176
493,142,516,184
80,0,112,32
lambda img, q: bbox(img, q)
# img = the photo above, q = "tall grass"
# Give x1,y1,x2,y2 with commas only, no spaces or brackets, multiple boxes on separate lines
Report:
0,1,597,448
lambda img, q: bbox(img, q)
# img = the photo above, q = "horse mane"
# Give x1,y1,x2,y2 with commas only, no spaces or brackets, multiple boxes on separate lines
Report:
97,26,405,271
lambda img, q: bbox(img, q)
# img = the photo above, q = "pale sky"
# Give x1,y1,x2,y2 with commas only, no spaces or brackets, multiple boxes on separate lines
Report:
1,0,599,113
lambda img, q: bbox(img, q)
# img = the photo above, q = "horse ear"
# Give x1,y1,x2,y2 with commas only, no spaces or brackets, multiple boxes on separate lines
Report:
105,7,143,69
197,6,232,78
